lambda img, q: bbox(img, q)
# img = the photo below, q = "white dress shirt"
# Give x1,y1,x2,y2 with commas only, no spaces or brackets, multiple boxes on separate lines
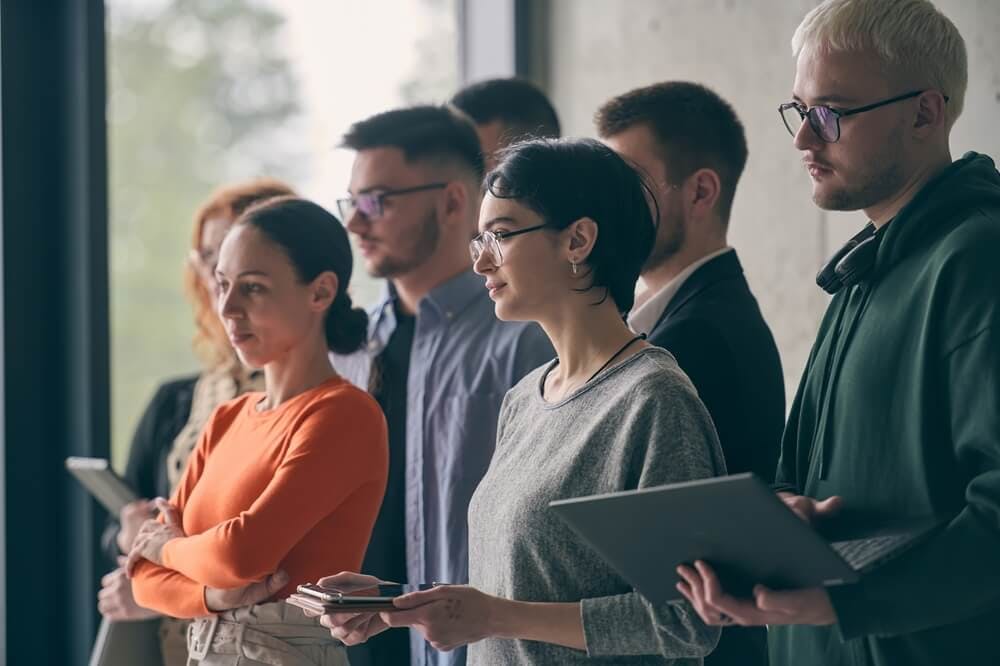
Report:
628,247,734,336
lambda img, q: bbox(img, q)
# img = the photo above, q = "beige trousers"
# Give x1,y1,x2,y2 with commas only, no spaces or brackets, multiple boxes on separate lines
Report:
185,600,349,666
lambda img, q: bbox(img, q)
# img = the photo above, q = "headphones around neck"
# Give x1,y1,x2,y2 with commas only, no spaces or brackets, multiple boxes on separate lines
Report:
816,224,880,294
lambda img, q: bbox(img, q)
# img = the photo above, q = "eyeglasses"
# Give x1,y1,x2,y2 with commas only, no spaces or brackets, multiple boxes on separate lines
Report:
469,224,548,266
336,182,447,221
778,90,946,143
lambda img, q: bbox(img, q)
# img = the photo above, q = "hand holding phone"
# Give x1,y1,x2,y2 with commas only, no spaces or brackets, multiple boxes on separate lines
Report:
289,582,437,613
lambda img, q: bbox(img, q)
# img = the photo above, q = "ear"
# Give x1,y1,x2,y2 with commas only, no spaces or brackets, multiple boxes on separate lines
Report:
564,217,599,265
682,168,722,217
440,181,471,228
309,271,339,313
912,90,947,137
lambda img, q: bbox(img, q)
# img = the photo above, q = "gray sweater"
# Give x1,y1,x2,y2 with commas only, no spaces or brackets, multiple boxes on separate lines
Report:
467,346,726,665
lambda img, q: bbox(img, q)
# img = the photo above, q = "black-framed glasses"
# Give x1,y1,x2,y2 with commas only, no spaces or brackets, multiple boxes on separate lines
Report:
469,224,548,266
778,90,946,143
336,182,448,221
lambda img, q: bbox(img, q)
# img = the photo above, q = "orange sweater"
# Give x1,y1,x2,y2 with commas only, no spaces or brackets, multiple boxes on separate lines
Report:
132,376,387,618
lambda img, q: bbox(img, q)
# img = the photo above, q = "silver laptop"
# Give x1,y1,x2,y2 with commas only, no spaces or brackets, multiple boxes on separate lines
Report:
549,473,941,605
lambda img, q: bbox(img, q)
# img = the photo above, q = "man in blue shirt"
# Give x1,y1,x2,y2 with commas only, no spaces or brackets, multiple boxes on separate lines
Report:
330,105,553,666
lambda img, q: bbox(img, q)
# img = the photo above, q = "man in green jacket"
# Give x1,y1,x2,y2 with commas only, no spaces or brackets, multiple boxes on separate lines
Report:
675,0,1000,664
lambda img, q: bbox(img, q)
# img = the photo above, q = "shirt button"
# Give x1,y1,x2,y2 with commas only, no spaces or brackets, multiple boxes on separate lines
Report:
368,341,378,351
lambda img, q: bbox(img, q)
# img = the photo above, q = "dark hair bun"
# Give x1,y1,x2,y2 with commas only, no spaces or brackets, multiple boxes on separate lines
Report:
325,294,368,355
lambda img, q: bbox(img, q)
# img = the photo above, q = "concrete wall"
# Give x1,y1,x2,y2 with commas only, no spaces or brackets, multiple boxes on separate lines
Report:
542,0,1000,403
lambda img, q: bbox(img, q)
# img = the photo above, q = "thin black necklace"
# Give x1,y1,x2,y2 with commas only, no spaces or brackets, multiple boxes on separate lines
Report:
546,333,647,399
586,333,647,383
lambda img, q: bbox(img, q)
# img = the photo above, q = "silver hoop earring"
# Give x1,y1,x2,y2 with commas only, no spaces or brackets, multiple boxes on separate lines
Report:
571,261,579,276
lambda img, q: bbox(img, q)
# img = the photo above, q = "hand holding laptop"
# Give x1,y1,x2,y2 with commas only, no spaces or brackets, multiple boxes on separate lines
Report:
549,473,940,629
675,491,842,628
778,492,844,524
675,560,836,628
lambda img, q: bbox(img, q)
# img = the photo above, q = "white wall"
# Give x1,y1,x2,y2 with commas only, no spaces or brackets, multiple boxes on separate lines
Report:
543,0,1000,402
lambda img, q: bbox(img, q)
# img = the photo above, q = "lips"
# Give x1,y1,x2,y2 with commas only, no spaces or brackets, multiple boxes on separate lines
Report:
485,281,507,298
229,331,255,346
802,152,833,177
355,236,379,256
804,161,833,179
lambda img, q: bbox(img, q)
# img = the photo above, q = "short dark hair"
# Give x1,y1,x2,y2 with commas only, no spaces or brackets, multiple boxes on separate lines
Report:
236,197,368,355
341,105,484,180
451,78,561,142
487,138,655,315
595,81,748,222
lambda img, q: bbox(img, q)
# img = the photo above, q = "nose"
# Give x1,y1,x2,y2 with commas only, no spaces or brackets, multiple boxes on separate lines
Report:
345,210,369,236
218,284,243,321
472,247,496,276
793,115,824,152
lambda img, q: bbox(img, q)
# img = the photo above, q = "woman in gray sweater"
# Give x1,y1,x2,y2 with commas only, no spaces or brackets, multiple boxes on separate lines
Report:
320,139,726,664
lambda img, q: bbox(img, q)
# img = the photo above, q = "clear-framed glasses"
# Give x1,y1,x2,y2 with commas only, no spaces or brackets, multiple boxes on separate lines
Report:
469,224,548,266
336,182,448,221
778,90,945,143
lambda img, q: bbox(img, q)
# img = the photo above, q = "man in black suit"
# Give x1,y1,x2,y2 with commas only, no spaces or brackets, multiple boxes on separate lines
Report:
597,82,785,666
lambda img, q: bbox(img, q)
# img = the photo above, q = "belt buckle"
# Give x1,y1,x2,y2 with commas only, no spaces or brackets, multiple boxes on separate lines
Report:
188,615,220,660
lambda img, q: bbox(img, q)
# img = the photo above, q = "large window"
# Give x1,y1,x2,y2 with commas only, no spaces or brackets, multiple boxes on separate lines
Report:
107,0,459,465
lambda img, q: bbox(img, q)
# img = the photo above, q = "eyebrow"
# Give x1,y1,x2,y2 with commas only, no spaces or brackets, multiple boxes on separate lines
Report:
349,185,390,196
792,93,858,106
215,269,270,279
482,216,520,231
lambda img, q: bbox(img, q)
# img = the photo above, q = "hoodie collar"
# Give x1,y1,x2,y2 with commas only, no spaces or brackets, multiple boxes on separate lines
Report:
873,152,1000,277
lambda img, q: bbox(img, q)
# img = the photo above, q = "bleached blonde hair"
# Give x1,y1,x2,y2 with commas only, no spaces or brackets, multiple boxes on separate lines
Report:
792,0,968,130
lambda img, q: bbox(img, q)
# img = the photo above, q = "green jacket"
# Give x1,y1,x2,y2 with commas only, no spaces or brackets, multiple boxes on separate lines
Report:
770,152,1000,666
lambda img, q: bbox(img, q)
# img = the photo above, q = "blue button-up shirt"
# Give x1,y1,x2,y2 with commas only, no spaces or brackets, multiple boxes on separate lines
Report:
332,270,553,666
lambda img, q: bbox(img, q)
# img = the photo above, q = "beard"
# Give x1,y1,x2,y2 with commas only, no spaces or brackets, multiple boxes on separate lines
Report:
813,126,908,212
368,209,441,278
642,204,686,272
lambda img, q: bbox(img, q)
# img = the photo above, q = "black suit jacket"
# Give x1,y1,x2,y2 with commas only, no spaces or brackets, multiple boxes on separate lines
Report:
647,250,784,479
646,250,784,666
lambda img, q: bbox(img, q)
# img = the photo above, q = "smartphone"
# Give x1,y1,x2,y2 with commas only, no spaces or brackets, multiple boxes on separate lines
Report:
292,583,437,612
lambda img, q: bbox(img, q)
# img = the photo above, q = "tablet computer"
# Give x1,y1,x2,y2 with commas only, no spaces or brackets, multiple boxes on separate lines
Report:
65,456,139,515
549,473,941,605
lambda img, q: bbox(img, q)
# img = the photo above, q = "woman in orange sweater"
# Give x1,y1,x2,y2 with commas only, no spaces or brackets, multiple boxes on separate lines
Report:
126,196,388,666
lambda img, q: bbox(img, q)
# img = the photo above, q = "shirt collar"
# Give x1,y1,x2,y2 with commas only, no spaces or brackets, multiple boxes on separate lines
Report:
420,269,485,318
628,247,733,336
367,269,484,342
